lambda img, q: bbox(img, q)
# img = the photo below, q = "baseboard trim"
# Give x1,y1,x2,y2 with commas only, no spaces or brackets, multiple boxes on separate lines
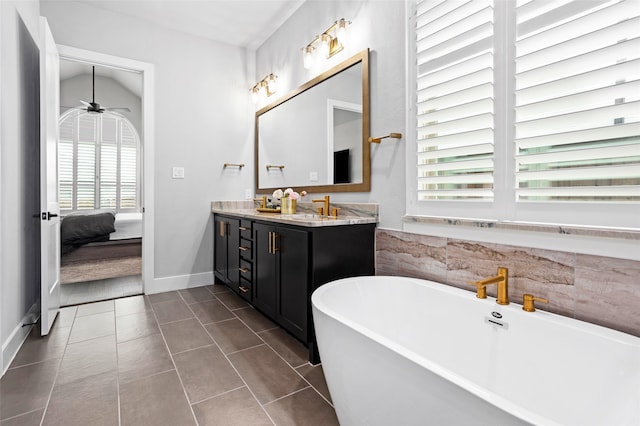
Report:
147,271,214,295
2,302,38,376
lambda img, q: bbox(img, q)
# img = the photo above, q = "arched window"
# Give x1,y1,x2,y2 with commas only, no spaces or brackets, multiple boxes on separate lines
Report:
58,110,140,211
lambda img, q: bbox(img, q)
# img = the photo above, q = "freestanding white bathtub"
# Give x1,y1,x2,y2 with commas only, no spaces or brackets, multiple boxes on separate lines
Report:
312,276,640,426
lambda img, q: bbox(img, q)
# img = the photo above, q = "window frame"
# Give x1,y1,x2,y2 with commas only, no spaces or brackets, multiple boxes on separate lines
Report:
58,109,141,213
406,0,640,230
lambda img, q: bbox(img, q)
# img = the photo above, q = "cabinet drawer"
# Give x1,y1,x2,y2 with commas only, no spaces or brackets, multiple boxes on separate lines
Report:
238,277,251,301
239,240,252,260
239,221,252,240
239,259,252,281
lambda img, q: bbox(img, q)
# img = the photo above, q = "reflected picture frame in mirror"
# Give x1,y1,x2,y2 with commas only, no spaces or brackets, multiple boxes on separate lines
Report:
255,48,370,194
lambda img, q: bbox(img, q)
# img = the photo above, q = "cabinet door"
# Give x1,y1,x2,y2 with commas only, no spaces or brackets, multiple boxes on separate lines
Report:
276,226,309,341
253,222,277,318
213,216,228,283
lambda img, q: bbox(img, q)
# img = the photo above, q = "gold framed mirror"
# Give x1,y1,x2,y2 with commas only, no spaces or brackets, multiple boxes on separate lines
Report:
255,49,370,194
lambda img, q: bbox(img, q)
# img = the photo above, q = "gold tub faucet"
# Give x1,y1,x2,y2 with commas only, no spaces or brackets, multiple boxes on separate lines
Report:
472,267,509,305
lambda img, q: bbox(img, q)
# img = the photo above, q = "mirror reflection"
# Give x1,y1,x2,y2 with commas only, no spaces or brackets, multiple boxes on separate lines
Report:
256,49,369,193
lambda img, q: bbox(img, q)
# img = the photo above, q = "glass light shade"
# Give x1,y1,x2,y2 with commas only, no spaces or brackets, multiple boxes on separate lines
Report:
267,74,277,94
320,34,331,58
337,19,348,45
251,87,259,103
303,47,313,69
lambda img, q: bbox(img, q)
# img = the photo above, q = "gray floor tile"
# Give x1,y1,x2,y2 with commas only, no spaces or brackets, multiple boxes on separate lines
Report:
10,325,71,368
0,409,44,426
264,387,339,426
119,370,196,426
233,307,278,333
178,286,216,304
228,345,307,404
76,300,114,317
204,319,263,354
215,291,249,310
147,291,180,305
190,299,235,325
258,328,308,368
173,345,243,403
206,284,227,294
67,311,115,344
296,364,332,404
117,334,174,384
56,335,117,386
152,299,194,324
54,306,77,328
116,311,160,343
115,295,152,317
192,387,272,426
160,318,213,354
0,359,59,420
42,372,118,426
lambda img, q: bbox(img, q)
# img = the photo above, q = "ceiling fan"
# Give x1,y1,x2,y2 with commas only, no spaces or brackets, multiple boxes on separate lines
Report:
68,66,131,114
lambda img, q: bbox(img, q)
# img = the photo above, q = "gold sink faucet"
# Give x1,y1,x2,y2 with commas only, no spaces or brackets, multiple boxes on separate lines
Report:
312,195,330,217
472,267,509,305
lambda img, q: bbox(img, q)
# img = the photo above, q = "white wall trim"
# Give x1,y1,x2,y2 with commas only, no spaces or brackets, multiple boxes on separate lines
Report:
1,303,38,375
149,272,215,295
55,45,155,292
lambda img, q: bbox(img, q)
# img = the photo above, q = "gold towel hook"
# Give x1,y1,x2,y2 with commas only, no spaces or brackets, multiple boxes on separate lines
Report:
368,132,402,143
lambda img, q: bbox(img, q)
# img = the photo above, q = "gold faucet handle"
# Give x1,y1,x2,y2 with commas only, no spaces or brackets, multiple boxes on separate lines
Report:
470,281,488,299
330,207,341,218
316,207,324,216
522,293,549,312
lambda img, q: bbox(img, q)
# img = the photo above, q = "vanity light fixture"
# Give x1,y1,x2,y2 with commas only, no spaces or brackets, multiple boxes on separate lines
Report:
302,18,351,69
250,73,278,103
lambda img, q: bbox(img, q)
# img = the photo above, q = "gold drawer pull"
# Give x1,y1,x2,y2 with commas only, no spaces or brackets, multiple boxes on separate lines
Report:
239,286,249,293
239,246,249,251
239,226,249,231
239,267,250,273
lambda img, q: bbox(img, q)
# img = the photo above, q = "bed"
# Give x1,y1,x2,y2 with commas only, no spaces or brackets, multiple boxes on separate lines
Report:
60,211,142,263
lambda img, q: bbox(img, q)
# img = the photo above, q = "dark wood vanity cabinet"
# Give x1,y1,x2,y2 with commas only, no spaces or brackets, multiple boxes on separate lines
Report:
253,222,309,341
213,215,240,293
214,212,375,363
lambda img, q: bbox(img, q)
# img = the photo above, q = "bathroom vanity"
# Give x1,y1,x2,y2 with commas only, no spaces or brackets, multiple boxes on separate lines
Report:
212,204,377,363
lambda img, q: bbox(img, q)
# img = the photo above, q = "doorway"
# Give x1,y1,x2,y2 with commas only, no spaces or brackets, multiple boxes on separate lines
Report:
56,45,154,306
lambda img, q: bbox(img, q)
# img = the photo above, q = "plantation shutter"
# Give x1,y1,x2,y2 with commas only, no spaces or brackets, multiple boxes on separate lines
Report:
514,0,640,201
58,115,74,210
120,122,138,209
100,115,118,208
77,114,97,209
415,0,495,200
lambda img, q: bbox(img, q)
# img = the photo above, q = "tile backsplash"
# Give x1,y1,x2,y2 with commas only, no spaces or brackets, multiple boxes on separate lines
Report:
375,228,640,337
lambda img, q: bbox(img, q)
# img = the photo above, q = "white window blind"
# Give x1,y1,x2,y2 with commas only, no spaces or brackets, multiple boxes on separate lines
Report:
514,0,640,201
58,110,140,211
416,0,495,200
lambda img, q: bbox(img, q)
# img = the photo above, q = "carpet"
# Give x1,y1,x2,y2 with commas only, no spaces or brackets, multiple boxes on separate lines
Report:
61,256,142,284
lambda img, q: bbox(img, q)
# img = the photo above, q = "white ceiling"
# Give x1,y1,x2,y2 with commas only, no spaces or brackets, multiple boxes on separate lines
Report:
72,0,307,49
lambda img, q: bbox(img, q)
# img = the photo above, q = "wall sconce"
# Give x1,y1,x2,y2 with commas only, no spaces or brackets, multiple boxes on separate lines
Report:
302,18,351,69
250,73,278,103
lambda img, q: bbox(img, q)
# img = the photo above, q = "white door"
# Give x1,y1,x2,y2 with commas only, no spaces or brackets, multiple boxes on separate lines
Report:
39,17,61,336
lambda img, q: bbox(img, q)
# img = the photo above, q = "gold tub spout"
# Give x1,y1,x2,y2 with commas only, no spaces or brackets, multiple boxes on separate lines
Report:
472,267,509,305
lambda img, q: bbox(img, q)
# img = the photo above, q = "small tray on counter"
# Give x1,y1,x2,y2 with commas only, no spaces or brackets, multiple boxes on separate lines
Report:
256,207,281,213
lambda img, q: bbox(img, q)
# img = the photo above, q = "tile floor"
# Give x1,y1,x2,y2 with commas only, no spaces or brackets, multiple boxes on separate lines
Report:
0,284,338,425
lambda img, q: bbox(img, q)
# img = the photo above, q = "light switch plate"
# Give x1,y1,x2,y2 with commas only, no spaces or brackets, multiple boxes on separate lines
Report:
309,171,318,181
245,189,253,199
172,167,184,179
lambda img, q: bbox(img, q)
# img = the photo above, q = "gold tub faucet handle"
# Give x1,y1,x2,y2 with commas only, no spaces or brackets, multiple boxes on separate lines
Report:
522,294,549,312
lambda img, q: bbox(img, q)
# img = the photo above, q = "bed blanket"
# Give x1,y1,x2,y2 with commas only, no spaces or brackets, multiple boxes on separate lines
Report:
61,212,116,254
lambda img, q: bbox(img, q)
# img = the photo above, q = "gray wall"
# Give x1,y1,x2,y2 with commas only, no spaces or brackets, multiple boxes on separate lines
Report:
41,1,254,282
0,0,41,373
255,1,407,229
60,73,142,136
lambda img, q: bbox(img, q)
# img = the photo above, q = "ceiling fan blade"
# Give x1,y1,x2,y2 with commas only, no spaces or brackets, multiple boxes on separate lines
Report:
104,107,131,112
80,100,91,107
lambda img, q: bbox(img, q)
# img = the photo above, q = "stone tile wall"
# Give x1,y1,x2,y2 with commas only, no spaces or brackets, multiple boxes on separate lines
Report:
375,229,640,337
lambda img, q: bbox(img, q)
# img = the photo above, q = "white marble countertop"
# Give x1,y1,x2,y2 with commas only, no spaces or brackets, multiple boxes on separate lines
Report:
211,201,378,227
